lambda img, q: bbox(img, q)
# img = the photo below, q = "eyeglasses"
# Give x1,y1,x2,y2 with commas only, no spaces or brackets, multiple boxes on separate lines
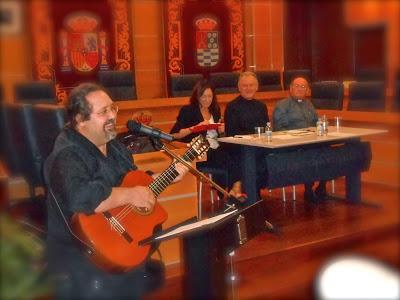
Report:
292,84,308,89
94,103,119,117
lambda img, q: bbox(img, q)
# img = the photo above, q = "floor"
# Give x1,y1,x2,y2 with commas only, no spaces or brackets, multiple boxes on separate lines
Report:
2,178,399,299
144,178,400,299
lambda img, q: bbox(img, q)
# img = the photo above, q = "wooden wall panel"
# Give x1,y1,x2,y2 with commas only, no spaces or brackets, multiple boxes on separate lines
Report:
310,1,353,81
283,1,311,70
284,0,399,96
254,35,270,69
243,0,254,69
0,35,31,102
352,25,385,72
253,2,270,69
132,0,167,98
344,0,399,96
244,0,284,72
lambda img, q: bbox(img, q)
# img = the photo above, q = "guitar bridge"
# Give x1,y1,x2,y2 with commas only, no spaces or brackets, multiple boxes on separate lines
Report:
102,212,133,243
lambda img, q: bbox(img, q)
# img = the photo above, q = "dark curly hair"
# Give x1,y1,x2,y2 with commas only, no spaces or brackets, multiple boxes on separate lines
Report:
66,83,108,129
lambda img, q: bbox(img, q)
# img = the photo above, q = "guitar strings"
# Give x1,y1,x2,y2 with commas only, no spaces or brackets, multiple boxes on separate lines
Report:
115,165,178,221
114,151,192,221
113,143,202,223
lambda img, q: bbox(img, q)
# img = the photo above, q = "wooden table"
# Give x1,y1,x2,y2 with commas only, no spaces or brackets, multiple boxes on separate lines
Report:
218,126,387,204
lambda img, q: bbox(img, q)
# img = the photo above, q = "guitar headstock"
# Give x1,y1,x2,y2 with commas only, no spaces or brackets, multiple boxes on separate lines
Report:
188,135,210,159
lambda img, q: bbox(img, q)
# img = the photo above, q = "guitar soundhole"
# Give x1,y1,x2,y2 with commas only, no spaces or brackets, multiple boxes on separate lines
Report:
134,206,153,216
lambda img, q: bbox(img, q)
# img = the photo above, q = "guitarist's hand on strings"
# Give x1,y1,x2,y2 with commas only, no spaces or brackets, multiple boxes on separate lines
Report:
128,186,156,211
94,186,155,213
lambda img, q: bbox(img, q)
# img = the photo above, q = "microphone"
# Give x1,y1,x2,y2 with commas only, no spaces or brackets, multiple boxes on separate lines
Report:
127,120,174,141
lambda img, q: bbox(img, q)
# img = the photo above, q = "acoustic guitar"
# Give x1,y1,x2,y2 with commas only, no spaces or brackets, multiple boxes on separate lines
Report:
71,135,210,272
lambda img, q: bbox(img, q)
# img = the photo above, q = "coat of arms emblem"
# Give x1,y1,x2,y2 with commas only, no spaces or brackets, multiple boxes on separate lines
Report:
59,12,109,73
195,17,220,67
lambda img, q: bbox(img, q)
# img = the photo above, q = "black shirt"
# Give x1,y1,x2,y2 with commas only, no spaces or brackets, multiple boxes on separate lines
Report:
223,96,270,186
44,128,150,299
224,95,269,136
45,128,136,247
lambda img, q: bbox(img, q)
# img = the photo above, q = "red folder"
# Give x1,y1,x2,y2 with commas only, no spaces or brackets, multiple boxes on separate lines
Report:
192,123,222,133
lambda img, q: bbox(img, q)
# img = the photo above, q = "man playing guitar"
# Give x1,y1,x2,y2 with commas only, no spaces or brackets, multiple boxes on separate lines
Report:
45,83,189,299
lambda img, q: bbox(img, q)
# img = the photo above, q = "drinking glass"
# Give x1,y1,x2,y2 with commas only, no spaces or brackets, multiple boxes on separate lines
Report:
254,126,265,138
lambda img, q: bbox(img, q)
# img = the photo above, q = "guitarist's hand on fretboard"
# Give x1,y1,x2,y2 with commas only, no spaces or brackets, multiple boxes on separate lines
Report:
152,161,190,184
173,161,190,183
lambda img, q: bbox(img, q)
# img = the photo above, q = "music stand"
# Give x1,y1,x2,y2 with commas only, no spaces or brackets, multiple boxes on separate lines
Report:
140,200,272,299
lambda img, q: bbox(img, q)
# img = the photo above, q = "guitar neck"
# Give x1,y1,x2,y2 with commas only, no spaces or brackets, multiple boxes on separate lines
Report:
148,147,198,197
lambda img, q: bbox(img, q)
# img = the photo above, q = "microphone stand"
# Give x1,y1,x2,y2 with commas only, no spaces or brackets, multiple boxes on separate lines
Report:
150,138,278,232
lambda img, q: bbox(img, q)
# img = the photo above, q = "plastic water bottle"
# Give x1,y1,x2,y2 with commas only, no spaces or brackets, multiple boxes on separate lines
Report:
321,115,328,135
316,118,323,136
265,122,272,142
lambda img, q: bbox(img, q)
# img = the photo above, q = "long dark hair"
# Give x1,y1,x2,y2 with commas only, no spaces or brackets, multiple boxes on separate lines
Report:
189,79,220,117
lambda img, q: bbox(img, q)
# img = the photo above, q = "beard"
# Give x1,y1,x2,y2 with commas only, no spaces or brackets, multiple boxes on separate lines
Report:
104,118,117,142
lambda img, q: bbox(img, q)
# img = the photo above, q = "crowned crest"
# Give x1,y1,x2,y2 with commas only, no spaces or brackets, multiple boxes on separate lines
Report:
195,16,220,67
59,12,109,73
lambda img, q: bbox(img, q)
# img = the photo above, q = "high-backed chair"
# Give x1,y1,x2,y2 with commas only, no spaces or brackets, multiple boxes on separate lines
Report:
98,70,136,101
4,103,43,195
209,72,239,94
0,103,21,176
170,74,203,97
256,71,282,91
355,68,385,82
32,104,67,162
283,69,312,89
348,81,385,111
311,81,344,110
14,81,56,104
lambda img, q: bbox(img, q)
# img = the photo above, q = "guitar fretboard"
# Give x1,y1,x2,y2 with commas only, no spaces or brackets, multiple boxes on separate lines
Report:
148,147,200,197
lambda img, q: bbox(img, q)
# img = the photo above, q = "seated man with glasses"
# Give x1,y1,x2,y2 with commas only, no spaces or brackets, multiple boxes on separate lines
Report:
44,83,188,299
273,76,327,202
273,77,318,131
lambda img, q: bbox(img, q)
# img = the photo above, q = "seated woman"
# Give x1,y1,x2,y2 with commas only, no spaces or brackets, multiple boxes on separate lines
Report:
170,79,229,196
170,79,224,143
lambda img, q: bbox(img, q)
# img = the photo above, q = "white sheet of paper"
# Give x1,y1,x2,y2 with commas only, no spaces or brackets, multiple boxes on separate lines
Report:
286,129,312,134
328,131,356,137
273,134,303,140
233,135,254,139
155,210,238,240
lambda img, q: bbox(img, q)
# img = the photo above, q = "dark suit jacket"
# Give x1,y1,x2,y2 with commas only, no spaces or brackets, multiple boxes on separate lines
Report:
170,104,221,143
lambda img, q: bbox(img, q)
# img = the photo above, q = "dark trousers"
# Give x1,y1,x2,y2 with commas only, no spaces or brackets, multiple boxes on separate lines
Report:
50,257,164,300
